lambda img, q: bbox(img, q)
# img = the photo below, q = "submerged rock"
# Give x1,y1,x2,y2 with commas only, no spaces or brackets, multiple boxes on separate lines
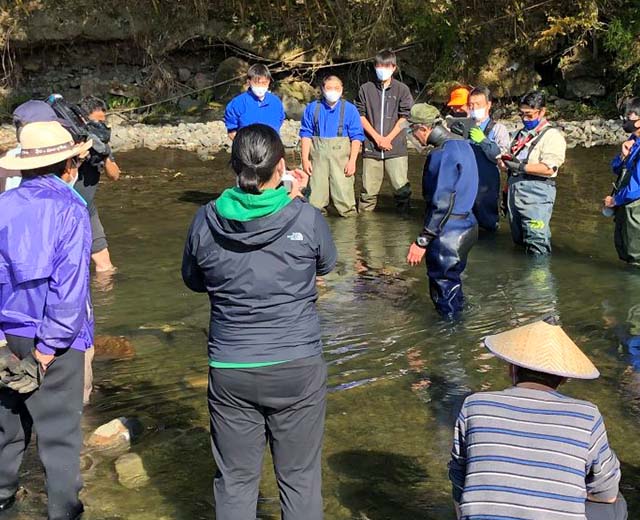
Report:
115,453,150,489
86,417,141,450
93,335,136,360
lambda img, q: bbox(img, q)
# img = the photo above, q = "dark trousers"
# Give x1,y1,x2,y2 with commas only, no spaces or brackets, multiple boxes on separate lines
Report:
208,355,326,520
426,216,478,316
88,202,108,254
0,335,84,520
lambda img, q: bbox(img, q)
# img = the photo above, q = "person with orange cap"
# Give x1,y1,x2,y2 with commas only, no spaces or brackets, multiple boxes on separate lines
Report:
447,86,471,118
449,318,627,520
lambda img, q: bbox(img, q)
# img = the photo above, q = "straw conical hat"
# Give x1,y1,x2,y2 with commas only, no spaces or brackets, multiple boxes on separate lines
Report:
484,321,599,379
0,121,91,171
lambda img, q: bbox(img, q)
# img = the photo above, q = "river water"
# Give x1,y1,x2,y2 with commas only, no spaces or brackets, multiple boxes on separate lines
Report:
15,146,640,519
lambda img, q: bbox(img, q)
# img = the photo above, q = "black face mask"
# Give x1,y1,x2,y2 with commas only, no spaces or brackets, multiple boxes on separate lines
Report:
623,119,639,134
450,110,468,118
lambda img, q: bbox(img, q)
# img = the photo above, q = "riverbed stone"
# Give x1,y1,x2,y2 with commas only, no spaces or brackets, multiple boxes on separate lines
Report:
93,335,135,360
212,57,249,100
86,417,140,450
115,453,150,489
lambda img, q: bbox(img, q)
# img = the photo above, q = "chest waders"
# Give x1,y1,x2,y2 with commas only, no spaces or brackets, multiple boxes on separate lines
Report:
506,127,556,255
308,100,357,217
614,153,640,265
471,119,500,231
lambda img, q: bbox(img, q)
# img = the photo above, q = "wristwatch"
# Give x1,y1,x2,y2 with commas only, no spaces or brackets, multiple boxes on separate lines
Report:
415,235,430,248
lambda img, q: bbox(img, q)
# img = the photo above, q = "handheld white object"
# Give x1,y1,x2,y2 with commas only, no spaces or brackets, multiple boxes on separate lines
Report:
281,172,296,193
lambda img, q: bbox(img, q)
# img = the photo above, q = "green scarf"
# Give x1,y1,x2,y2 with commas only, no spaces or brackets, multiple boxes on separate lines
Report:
215,186,291,221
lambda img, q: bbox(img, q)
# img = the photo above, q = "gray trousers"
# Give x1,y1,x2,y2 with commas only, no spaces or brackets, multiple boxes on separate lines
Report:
88,202,108,254
508,176,556,255
0,335,85,520
586,494,628,520
208,355,326,520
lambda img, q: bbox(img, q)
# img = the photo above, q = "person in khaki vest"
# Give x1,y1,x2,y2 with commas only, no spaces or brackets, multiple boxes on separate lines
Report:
501,91,566,255
300,76,364,216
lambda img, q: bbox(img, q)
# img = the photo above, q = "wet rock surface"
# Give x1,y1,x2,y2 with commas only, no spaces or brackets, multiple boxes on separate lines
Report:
93,336,136,360
114,453,150,489
86,417,142,451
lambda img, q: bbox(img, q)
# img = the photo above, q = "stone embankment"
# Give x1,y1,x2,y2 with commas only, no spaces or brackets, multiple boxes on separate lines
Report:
0,118,628,158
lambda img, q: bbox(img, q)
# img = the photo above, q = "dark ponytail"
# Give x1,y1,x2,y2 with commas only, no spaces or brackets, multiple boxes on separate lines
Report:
231,124,285,195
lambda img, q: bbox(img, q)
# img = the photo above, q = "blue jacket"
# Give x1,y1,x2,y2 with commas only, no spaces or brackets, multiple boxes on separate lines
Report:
0,175,93,354
299,99,364,141
612,136,640,206
422,139,479,238
224,91,286,133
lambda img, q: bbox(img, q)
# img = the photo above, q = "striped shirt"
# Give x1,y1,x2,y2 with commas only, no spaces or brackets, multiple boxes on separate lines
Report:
449,386,621,520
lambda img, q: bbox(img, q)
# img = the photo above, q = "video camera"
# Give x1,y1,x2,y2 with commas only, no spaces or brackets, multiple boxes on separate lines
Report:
46,94,111,157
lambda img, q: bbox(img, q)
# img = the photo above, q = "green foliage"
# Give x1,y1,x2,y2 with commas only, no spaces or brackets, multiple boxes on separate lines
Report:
106,95,142,111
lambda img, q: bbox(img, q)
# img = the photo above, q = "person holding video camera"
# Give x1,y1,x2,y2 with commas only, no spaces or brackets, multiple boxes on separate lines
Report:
182,123,336,520
72,96,121,273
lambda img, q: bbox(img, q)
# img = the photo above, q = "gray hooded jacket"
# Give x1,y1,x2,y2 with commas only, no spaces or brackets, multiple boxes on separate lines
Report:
182,197,337,364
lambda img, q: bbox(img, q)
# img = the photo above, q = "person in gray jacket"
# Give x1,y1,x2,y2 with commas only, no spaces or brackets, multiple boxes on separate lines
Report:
356,49,414,214
182,123,337,520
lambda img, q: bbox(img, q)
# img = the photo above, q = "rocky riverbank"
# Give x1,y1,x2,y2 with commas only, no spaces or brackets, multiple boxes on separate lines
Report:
0,117,627,158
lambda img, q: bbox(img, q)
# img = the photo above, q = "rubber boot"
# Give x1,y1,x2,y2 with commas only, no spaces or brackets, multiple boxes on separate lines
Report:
394,183,412,216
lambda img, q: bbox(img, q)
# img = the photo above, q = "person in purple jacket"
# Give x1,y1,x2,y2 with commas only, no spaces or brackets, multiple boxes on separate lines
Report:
0,120,93,519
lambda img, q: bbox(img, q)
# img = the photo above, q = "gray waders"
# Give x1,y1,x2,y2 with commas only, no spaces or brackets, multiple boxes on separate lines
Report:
308,101,357,217
614,197,640,265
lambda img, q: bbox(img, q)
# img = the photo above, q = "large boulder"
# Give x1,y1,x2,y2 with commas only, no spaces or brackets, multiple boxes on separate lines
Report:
275,79,317,121
212,57,250,101
559,47,606,100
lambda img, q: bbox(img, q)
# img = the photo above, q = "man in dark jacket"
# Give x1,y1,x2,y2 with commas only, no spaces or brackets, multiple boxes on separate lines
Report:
406,104,479,317
356,49,414,213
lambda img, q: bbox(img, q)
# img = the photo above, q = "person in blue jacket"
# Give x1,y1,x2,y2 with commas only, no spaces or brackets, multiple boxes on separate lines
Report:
224,64,286,140
604,97,640,265
0,120,93,519
406,104,479,317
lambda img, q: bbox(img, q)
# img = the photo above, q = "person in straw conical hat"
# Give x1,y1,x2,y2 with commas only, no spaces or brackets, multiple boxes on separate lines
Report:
448,319,628,520
0,120,93,519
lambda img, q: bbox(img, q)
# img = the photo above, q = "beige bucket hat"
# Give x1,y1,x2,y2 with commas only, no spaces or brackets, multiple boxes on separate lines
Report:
484,320,600,379
0,121,92,171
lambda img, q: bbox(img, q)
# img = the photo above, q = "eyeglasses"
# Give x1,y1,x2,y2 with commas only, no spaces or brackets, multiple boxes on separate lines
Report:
519,110,541,120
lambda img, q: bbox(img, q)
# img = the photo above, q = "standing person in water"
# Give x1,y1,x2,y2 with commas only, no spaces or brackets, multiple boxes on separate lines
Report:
502,91,566,255
224,64,286,140
406,104,478,317
300,75,364,216
603,98,640,266
182,124,336,520
0,121,93,520
356,49,414,214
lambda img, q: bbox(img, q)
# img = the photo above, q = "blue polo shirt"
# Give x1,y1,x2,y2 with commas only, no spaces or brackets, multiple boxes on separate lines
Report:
224,90,286,133
299,99,364,141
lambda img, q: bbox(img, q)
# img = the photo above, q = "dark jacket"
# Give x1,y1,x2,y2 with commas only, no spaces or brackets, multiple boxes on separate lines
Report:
422,139,479,240
356,79,413,160
182,198,337,364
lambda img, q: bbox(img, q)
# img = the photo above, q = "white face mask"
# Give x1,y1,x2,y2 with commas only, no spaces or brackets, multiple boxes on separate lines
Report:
375,67,393,81
251,85,268,99
323,90,342,104
471,108,487,121
65,171,79,187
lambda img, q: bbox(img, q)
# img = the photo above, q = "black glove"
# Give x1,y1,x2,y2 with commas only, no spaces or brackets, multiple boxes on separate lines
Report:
0,342,19,374
504,159,526,175
0,350,43,394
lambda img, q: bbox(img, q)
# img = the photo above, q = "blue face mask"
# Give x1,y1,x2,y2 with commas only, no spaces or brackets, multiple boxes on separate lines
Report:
522,119,540,131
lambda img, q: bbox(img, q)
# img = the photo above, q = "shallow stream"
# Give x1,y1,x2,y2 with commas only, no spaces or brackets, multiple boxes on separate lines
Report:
16,145,640,519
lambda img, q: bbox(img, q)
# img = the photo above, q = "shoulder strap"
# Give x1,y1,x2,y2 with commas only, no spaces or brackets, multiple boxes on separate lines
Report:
485,119,496,138
313,101,322,136
527,125,553,155
337,100,346,137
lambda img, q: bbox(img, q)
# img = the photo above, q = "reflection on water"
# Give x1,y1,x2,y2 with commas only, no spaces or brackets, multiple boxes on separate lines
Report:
13,146,640,518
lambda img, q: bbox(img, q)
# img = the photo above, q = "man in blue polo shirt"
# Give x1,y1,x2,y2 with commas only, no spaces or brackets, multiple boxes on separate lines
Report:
300,75,364,216
224,64,286,140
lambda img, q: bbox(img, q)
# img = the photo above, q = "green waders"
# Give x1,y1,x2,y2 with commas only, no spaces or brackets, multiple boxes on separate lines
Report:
308,101,357,217
614,199,640,265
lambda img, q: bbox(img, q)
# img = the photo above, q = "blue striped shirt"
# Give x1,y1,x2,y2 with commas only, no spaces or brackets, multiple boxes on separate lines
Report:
449,387,621,520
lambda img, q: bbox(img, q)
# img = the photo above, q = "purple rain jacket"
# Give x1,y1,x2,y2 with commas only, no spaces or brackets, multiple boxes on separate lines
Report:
0,174,93,354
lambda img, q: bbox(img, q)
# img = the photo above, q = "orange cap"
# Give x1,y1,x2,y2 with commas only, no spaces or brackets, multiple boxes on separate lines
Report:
447,87,470,107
